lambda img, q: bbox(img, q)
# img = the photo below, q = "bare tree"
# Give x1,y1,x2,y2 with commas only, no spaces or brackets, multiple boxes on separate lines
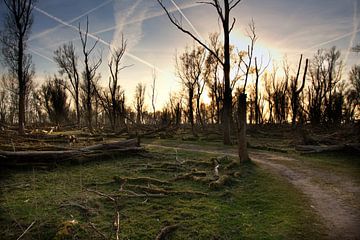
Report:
79,17,102,131
106,36,128,130
254,55,270,125
205,33,223,125
157,0,243,146
176,45,205,136
308,47,343,125
134,83,146,124
241,19,257,92
151,69,157,122
54,42,81,126
290,54,309,127
0,0,36,134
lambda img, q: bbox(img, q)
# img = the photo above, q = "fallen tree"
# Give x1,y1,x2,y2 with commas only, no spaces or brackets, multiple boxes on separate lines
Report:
295,143,360,154
0,139,142,167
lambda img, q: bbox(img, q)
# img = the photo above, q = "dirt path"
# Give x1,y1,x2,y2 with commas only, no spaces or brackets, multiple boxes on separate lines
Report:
146,143,360,240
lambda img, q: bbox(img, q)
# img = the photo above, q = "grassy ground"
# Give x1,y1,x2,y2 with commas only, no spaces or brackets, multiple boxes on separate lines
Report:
0,145,326,240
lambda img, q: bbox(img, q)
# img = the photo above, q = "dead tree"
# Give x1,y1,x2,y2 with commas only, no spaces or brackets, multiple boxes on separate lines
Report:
0,0,36,134
205,33,223,125
176,45,205,136
254,55,270,125
237,93,249,163
54,42,81,126
107,36,128,131
241,19,257,92
290,54,308,127
308,47,342,125
134,83,146,125
157,0,243,145
79,17,102,131
151,69,157,122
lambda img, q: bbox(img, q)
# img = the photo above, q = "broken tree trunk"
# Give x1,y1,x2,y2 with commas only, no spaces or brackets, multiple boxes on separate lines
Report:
237,93,250,163
0,139,141,167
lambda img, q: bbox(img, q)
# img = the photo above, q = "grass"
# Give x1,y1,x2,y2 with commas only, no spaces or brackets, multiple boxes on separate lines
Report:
0,145,327,240
294,151,360,181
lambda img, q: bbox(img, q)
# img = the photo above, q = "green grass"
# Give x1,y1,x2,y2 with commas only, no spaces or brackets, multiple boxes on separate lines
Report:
294,151,360,181
0,147,326,239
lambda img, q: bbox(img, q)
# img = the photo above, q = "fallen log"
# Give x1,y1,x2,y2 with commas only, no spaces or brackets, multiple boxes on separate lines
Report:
0,139,142,167
295,143,360,154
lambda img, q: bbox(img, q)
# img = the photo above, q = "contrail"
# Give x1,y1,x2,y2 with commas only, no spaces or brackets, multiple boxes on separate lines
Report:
170,0,204,42
305,28,360,51
33,6,161,71
344,0,358,66
30,0,113,42
34,2,200,52
29,48,56,63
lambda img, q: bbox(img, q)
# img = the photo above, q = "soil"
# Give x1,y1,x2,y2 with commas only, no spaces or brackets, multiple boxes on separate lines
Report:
146,143,360,240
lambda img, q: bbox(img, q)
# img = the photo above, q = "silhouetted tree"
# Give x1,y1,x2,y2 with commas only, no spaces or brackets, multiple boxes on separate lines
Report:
290,54,308,127
157,0,243,146
79,17,102,131
253,56,269,125
308,47,343,125
54,42,81,126
241,19,257,92
344,65,360,121
0,0,36,134
106,36,128,130
134,83,146,124
42,77,69,125
151,69,157,122
176,45,205,135
205,33,223,125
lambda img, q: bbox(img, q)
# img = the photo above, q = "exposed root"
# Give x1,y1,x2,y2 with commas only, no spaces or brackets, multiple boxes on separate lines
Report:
124,184,208,197
113,176,170,186
88,222,107,240
86,188,115,202
172,170,207,181
60,201,93,215
209,175,232,189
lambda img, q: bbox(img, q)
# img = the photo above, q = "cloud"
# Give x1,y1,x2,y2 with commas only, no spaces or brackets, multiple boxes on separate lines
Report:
344,0,358,67
110,0,146,52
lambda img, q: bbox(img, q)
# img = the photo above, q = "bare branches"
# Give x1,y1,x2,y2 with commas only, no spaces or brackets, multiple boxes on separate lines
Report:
157,0,224,65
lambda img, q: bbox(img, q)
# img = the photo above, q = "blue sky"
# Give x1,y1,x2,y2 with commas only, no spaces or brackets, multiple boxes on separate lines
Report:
1,0,359,108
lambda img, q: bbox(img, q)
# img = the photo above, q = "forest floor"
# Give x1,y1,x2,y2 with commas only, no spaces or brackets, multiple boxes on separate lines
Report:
0,124,359,239
144,139,360,239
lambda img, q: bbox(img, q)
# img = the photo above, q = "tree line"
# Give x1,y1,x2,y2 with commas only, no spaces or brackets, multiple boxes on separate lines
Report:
0,0,359,144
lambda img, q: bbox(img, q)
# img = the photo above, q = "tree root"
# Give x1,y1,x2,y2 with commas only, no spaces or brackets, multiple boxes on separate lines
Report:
209,175,232,189
113,176,170,186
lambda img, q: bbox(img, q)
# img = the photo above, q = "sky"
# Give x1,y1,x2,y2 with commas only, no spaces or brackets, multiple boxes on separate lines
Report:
0,0,359,109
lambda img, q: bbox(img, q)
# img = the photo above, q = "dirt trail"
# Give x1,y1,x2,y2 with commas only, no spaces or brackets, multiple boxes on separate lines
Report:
146,143,360,240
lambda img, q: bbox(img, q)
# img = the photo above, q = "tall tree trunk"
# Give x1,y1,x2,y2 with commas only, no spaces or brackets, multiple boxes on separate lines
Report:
238,93,249,163
188,89,195,136
223,0,232,145
18,36,25,135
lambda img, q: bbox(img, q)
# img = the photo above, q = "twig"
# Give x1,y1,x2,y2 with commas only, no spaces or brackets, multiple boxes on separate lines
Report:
115,211,120,240
89,222,107,240
155,224,179,240
86,188,115,202
17,220,36,240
